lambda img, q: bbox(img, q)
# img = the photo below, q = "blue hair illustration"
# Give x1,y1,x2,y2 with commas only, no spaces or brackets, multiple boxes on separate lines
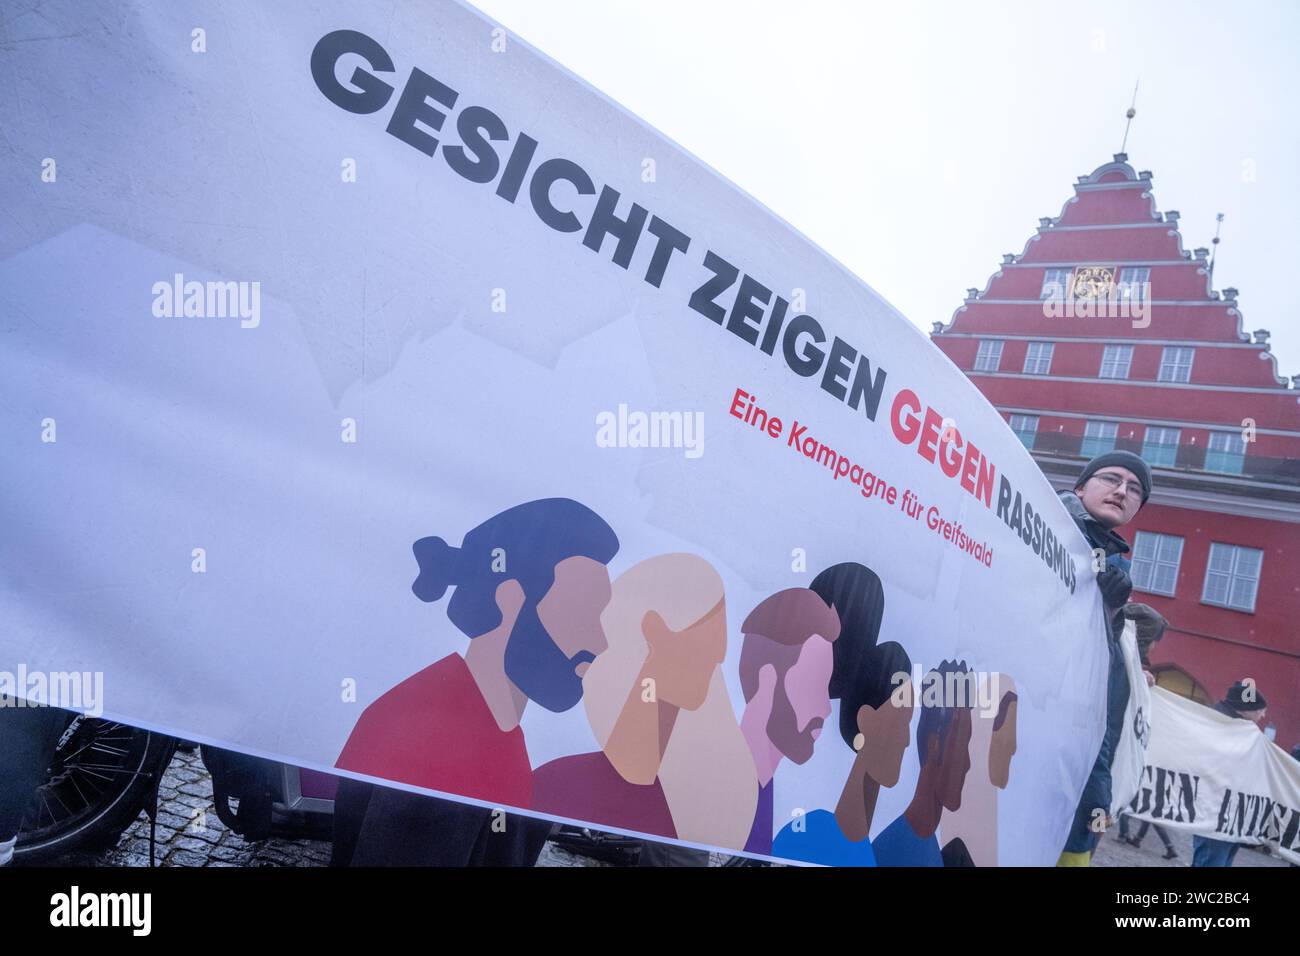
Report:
412,498,619,639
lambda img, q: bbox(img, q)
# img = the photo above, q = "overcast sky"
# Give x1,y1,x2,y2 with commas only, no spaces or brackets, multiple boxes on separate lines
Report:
473,0,1300,380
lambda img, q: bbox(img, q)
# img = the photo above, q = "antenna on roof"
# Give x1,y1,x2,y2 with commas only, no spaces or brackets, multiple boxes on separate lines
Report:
1120,80,1140,154
1210,212,1225,282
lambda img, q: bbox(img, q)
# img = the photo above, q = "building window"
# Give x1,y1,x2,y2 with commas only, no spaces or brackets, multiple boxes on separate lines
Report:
1040,269,1073,301
1118,267,1151,303
974,339,1004,372
1202,542,1263,613
1158,346,1195,383
1023,342,1054,375
1099,344,1134,379
1131,531,1183,597
1008,414,1038,449
1142,426,1181,467
1080,421,1118,457
1204,431,1246,475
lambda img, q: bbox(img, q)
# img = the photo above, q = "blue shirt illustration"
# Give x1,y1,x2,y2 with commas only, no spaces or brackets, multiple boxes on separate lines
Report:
872,813,942,867
772,809,876,866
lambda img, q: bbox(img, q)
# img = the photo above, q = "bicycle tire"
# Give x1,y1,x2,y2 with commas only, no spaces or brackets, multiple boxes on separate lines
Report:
13,717,178,864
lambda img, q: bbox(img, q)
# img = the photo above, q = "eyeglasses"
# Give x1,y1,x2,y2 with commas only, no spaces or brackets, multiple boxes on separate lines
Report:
1092,471,1144,502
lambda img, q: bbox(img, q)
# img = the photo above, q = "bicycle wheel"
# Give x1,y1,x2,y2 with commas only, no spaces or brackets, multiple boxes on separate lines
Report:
13,716,178,864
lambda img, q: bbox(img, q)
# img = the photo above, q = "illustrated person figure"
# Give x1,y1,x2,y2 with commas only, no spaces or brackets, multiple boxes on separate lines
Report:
939,673,1018,867
532,553,754,850
1192,680,1269,868
773,642,913,866
737,588,842,857
872,660,974,867
332,498,618,867
770,562,913,866
1056,451,1152,867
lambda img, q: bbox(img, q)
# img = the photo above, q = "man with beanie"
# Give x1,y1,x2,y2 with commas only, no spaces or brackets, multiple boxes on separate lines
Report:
1192,680,1269,867
1056,450,1152,866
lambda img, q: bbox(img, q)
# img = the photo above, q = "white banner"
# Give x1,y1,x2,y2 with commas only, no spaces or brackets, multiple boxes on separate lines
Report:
0,0,1110,865
1125,687,1300,864
1110,619,1151,819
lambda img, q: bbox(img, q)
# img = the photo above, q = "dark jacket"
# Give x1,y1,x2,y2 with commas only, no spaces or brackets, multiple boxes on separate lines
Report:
1059,491,1133,853
1213,701,1245,721
1058,491,1131,576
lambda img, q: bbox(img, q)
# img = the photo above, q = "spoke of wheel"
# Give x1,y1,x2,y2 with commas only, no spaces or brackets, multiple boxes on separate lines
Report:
58,740,94,762
58,736,104,762
38,791,58,828
62,729,133,763
74,767,120,785
68,764,147,780
66,773,92,809
70,769,110,800
89,742,131,758
22,721,153,846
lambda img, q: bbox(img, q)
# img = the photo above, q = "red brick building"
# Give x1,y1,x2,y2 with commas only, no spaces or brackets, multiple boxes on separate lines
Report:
932,153,1300,749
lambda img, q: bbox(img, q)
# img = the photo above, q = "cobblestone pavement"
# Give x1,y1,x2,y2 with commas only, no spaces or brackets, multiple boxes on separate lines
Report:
36,748,714,868
38,748,333,868
1091,818,1285,868
37,749,1285,868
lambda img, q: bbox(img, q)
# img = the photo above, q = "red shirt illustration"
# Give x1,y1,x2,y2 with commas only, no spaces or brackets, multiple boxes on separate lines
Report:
336,653,533,809
532,751,677,838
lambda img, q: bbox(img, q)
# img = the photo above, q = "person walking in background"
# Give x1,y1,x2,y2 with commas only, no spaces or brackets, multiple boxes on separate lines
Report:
1192,680,1269,868
1119,815,1177,860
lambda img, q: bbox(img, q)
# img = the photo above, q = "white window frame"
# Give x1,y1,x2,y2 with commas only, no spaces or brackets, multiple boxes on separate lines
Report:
1023,342,1054,375
1008,414,1038,449
1098,344,1133,380
1080,421,1118,457
1118,267,1151,303
1158,346,1195,383
1142,426,1181,467
1131,531,1184,597
1204,431,1246,475
1202,542,1263,613
974,339,1004,372
1040,268,1073,300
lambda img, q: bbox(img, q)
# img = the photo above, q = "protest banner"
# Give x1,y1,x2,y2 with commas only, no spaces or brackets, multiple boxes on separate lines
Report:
0,0,1111,864
1124,687,1300,865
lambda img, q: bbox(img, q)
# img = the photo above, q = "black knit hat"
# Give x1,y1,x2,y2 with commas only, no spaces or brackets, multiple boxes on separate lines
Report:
1076,450,1152,504
1223,681,1267,712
